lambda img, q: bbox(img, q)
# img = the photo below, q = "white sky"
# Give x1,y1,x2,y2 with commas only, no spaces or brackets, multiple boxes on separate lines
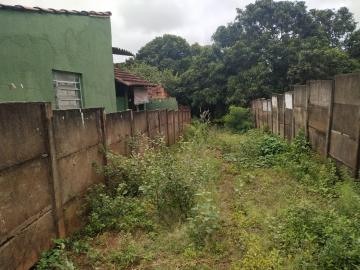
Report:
2,0,360,62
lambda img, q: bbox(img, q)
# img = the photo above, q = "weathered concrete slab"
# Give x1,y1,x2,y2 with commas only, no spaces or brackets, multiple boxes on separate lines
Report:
106,111,132,155
58,145,104,204
308,105,328,133
0,210,56,270
53,109,101,158
329,130,357,168
0,158,51,244
0,103,47,170
147,110,160,139
294,85,307,107
332,103,359,139
308,80,332,107
334,73,360,105
133,111,147,135
63,196,86,236
308,127,326,156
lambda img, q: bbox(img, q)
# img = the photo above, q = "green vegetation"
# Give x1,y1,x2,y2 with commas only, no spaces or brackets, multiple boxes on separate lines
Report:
223,106,253,132
36,125,360,269
120,0,360,118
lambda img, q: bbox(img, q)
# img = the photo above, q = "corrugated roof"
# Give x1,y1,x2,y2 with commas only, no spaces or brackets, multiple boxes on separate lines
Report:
0,4,111,17
114,67,155,87
112,47,134,56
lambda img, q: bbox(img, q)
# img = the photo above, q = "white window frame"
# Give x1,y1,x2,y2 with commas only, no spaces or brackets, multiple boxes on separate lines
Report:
52,70,83,110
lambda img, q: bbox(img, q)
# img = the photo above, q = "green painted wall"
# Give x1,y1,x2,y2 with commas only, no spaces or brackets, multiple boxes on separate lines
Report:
0,10,116,112
146,97,178,110
116,96,128,111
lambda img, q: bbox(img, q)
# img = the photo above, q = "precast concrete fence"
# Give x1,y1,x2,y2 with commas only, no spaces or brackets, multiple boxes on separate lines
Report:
251,72,360,178
0,103,191,270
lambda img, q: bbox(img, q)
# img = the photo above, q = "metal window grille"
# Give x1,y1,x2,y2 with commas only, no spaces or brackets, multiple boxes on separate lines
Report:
53,71,82,110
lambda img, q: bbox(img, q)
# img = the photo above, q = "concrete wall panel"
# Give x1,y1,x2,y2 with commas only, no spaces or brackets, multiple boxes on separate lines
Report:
147,110,160,139
53,109,101,158
334,74,360,105
59,146,104,204
63,196,86,235
308,106,328,133
329,130,357,168
0,158,51,244
294,85,307,107
133,111,147,135
106,111,132,155
0,210,56,270
0,103,47,170
308,127,326,156
308,80,332,107
332,103,359,139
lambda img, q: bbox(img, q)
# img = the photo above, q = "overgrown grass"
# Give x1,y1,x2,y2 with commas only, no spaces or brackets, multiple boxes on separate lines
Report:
36,122,222,269
36,126,360,270
215,129,360,269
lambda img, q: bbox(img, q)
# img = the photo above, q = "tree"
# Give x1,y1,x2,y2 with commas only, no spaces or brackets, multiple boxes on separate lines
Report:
136,34,192,75
175,45,228,118
126,0,360,118
346,30,360,59
212,0,360,103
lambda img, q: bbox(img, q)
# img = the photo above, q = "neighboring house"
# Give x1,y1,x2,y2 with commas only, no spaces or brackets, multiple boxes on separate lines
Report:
114,68,178,111
146,85,169,99
0,4,117,112
114,67,154,111
146,85,178,111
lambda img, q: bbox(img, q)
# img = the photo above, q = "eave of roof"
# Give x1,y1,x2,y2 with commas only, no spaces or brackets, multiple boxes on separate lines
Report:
112,47,134,56
0,4,111,17
114,68,156,87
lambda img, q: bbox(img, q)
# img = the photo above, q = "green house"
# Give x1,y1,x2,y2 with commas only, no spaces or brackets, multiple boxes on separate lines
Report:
0,4,117,112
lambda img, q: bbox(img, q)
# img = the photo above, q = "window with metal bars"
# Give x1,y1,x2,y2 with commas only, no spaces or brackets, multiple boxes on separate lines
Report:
52,71,82,110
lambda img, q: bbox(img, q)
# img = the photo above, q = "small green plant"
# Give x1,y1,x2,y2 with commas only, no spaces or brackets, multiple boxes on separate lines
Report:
36,239,75,270
223,106,253,132
187,192,220,248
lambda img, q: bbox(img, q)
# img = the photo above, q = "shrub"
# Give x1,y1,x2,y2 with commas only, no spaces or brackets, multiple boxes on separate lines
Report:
187,192,220,248
223,106,253,132
272,203,360,269
84,183,154,236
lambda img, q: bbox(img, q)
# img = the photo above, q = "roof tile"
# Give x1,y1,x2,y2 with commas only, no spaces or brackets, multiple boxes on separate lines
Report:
0,3,111,17
114,68,155,87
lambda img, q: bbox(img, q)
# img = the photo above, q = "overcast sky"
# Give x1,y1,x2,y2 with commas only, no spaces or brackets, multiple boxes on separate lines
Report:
3,0,360,61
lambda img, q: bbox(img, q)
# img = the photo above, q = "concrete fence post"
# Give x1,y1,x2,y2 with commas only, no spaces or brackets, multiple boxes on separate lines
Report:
173,111,176,143
165,109,170,146
42,103,66,238
157,110,161,135
325,81,335,158
305,82,310,139
145,110,150,137
98,108,108,185
129,109,134,137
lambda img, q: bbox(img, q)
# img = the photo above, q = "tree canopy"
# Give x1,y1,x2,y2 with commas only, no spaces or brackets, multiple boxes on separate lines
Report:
123,0,360,118
136,34,192,75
